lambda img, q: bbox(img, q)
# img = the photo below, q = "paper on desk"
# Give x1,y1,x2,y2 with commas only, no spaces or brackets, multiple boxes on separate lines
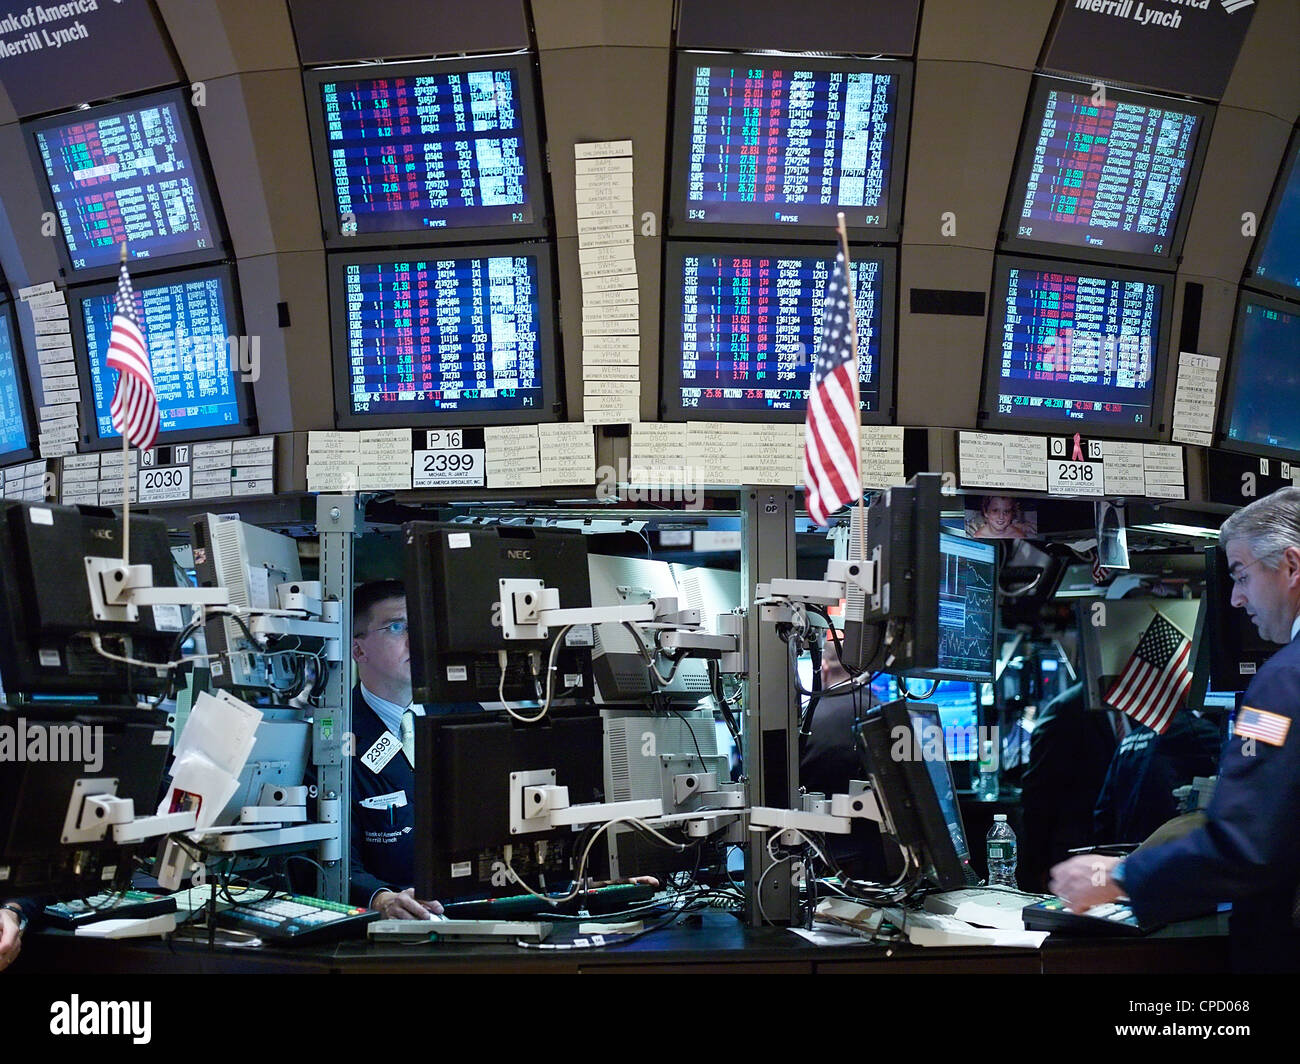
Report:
907,924,1049,949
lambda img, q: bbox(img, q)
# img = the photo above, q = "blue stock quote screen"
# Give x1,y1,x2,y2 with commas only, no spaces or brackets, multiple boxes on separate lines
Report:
1012,88,1201,258
342,255,544,416
83,276,241,440
33,99,219,273
0,307,29,456
681,62,898,229
319,68,532,235
675,251,883,414
994,266,1161,428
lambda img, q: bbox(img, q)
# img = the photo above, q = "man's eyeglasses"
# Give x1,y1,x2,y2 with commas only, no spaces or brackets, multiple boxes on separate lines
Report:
358,620,409,638
1229,557,1271,586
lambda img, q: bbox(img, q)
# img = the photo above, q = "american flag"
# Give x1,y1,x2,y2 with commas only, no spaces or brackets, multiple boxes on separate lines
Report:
106,261,160,451
1234,705,1291,748
1103,612,1192,734
802,250,861,527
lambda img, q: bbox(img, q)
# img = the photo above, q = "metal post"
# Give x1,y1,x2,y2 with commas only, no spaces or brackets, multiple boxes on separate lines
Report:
315,494,361,902
740,486,800,926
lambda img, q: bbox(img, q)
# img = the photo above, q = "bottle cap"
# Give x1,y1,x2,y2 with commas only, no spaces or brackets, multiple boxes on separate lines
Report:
994,813,1007,822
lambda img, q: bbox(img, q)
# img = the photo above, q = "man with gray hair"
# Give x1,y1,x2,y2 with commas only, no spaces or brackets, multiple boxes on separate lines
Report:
1051,486,1300,972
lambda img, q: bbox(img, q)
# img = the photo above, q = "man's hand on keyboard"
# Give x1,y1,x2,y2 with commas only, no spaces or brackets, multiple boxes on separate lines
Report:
373,888,444,920
1049,854,1123,914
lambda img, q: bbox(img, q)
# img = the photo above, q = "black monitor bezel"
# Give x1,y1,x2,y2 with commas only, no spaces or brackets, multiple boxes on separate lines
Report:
978,253,1173,441
666,52,913,243
328,242,562,429
659,239,896,425
303,53,551,249
23,85,231,284
1243,123,1300,302
1218,290,1300,463
997,75,1213,271
0,298,39,466
69,261,258,451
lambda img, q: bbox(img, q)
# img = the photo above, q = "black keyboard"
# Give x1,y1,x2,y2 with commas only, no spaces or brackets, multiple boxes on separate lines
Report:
217,893,378,943
1022,897,1159,936
443,882,658,919
45,890,177,929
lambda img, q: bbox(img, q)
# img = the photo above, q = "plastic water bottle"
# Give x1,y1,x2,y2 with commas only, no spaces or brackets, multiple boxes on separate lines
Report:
986,814,1018,888
973,739,1000,801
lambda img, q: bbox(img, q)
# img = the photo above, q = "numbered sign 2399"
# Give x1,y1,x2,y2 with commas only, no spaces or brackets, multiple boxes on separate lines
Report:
414,430,484,488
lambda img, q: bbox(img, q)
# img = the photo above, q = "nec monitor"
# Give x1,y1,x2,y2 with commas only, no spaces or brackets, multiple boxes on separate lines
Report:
71,264,255,449
667,54,912,241
0,502,178,698
1203,545,1283,693
1219,294,1300,462
304,55,548,246
979,256,1170,439
25,87,227,281
660,242,894,423
403,522,594,704
0,301,36,464
1245,125,1300,301
1000,77,1210,269
329,245,560,427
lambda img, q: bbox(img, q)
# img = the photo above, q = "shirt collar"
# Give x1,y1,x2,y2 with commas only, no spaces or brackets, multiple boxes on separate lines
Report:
1291,613,1300,642
359,683,423,737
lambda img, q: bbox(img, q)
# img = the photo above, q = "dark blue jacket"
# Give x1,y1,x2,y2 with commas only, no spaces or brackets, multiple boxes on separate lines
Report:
1123,634,1300,972
348,685,417,908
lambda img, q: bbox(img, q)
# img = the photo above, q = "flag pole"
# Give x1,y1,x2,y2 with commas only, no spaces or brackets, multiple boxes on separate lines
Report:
119,242,131,567
835,212,865,563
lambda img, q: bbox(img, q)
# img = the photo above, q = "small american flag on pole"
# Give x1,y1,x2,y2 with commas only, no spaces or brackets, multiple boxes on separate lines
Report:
802,249,862,527
1103,612,1192,734
106,259,160,451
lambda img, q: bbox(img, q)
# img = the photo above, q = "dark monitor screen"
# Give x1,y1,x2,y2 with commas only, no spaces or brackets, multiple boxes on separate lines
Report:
980,256,1170,439
304,55,548,246
0,302,35,463
1000,77,1209,268
1246,127,1300,301
329,245,559,427
1220,293,1300,461
668,54,911,241
25,88,226,281
660,242,894,423
72,265,253,448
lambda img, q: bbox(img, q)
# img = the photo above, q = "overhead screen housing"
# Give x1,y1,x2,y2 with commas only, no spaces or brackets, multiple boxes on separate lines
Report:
660,241,895,423
999,77,1211,270
70,263,256,449
0,301,37,465
979,255,1172,439
328,243,560,427
667,54,912,241
1245,125,1300,301
1219,292,1300,461
24,87,228,282
303,54,549,247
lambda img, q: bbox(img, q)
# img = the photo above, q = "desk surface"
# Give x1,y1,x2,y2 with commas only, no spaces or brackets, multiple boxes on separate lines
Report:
17,909,1230,975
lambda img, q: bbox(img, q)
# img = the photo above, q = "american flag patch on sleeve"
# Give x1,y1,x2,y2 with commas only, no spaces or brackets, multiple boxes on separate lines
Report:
1234,706,1292,748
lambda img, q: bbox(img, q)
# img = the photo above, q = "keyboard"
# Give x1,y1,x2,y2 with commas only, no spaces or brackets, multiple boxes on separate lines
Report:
368,919,553,943
217,893,378,943
922,887,1044,931
45,890,178,929
1021,896,1156,936
442,882,657,919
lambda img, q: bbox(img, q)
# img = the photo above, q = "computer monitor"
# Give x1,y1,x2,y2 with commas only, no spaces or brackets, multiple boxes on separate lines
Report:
999,76,1210,269
412,710,607,901
912,533,998,683
70,263,256,449
1219,293,1300,462
856,699,976,890
897,680,982,761
24,87,227,281
303,54,549,246
1203,545,1283,693
328,244,560,427
212,719,311,826
667,54,912,241
0,300,37,464
659,241,895,423
403,522,594,704
0,502,179,698
0,705,172,897
979,255,1171,439
1245,124,1300,301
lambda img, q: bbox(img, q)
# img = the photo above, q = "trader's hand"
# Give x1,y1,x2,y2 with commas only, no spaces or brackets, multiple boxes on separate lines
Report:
372,888,444,920
0,907,23,972
1050,854,1124,914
